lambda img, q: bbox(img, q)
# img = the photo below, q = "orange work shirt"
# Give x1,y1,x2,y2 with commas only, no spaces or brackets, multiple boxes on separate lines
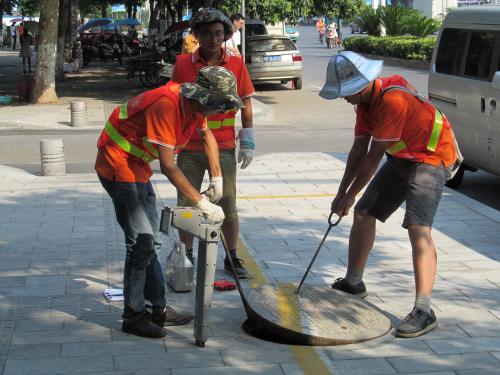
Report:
355,76,456,167
171,48,255,151
95,86,207,183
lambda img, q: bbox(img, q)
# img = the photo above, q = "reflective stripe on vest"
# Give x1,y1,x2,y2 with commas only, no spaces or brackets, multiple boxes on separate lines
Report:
207,117,236,130
118,103,128,119
104,121,157,163
382,86,444,157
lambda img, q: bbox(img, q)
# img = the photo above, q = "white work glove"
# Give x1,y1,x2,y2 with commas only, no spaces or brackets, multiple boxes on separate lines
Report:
205,176,223,203
195,196,225,224
237,128,255,169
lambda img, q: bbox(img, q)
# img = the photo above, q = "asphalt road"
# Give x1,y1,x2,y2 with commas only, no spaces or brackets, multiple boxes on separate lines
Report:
0,25,499,210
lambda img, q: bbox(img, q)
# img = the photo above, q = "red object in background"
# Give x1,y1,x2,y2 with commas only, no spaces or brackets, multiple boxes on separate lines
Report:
17,78,33,102
214,279,237,291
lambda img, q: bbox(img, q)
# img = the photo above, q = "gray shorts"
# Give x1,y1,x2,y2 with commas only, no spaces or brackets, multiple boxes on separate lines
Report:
355,157,446,228
176,149,238,221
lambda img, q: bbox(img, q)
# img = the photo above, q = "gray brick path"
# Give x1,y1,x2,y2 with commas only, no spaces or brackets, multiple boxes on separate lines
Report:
1,153,500,374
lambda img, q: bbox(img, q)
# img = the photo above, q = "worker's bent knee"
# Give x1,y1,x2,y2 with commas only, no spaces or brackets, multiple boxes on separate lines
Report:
353,208,376,224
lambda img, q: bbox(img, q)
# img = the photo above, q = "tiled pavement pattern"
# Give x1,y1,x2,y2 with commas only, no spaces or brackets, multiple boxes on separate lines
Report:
0,153,500,375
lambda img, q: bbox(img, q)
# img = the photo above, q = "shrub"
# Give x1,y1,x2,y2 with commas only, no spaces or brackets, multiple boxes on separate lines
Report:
355,6,381,36
343,36,436,61
377,5,412,36
404,13,441,37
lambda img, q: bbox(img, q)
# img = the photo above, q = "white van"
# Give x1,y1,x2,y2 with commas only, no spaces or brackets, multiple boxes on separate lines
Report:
428,5,500,187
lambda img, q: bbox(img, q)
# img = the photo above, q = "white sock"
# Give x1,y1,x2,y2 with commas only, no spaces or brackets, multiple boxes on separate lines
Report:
414,293,432,313
344,268,364,285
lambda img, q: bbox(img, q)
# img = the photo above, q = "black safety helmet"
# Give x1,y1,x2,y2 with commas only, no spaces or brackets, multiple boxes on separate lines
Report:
190,8,234,42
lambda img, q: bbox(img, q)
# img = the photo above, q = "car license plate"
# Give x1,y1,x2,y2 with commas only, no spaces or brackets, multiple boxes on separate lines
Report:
264,55,281,62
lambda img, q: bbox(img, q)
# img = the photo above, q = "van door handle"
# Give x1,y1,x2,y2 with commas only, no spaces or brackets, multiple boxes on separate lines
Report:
481,97,486,112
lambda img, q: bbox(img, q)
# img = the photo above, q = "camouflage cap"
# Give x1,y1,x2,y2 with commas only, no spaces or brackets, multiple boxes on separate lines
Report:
190,8,234,41
180,66,245,113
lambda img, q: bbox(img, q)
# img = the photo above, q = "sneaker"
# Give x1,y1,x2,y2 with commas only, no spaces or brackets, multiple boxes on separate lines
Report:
224,256,249,278
122,311,168,338
396,308,437,338
151,306,194,327
186,249,194,265
330,277,368,298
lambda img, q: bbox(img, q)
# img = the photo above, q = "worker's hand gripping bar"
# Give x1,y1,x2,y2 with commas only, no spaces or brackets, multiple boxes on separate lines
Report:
296,212,342,294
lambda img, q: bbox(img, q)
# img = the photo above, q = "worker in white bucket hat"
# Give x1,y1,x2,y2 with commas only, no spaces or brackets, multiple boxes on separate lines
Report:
320,51,461,338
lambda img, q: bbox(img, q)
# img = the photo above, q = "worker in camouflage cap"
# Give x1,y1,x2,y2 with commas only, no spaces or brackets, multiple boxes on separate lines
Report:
190,7,234,41
180,66,244,113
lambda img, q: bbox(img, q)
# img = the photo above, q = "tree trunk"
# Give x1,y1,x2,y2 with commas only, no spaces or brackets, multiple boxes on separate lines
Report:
101,2,107,18
32,0,59,103
149,0,159,32
203,0,212,7
127,4,132,18
133,4,137,19
56,0,70,80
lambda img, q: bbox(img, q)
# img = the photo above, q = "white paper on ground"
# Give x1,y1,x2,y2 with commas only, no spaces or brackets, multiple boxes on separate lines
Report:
103,288,124,302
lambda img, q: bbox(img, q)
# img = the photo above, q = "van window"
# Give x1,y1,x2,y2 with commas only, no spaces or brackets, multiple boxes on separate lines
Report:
464,31,496,80
436,28,468,75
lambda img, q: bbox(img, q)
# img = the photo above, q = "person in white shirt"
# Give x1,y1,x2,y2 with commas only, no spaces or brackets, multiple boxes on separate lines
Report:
226,13,244,55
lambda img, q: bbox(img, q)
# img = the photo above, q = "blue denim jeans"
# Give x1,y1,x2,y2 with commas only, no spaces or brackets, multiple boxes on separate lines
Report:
99,175,166,319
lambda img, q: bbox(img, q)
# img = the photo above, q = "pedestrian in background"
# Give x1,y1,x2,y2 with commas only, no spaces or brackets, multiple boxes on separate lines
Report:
171,8,256,278
226,13,245,55
11,22,17,50
19,29,33,74
320,51,460,338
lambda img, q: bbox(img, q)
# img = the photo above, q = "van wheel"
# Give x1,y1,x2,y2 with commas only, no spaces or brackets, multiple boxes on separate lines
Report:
293,77,302,90
445,164,465,188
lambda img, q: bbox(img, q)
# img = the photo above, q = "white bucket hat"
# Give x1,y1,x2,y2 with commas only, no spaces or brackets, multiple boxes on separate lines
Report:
319,51,383,100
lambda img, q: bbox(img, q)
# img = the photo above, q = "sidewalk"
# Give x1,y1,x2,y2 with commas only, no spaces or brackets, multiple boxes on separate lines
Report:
0,152,499,375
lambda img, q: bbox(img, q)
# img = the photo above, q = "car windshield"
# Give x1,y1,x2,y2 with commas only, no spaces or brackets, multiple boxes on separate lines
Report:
245,24,267,37
247,38,296,52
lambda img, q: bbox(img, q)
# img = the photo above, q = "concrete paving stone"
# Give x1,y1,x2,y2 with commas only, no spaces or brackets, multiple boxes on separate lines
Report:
325,340,434,360
222,348,300,366
492,351,500,361
252,252,300,262
171,364,285,375
0,277,26,287
459,322,500,337
457,370,500,375
425,336,500,354
388,352,500,373
14,318,65,332
3,356,113,375
0,285,67,297
114,352,224,371
8,343,61,359
62,340,166,357
326,357,397,375
25,276,72,287
11,328,111,345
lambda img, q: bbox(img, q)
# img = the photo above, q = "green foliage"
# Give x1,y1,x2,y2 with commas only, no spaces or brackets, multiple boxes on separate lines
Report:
376,5,411,36
18,0,40,16
403,12,441,37
343,35,436,61
355,5,380,36
312,0,363,19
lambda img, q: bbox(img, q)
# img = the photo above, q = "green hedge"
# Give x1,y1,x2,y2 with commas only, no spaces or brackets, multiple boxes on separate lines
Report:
343,36,436,61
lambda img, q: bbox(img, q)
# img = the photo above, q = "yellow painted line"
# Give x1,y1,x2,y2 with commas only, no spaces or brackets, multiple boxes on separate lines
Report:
237,240,332,374
238,193,335,200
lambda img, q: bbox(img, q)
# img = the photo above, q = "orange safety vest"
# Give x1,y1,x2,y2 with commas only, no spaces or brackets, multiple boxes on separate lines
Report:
381,85,451,160
174,54,240,151
97,82,190,163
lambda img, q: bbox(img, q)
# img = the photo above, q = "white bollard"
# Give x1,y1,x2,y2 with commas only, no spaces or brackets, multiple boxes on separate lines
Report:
70,101,88,127
40,139,66,176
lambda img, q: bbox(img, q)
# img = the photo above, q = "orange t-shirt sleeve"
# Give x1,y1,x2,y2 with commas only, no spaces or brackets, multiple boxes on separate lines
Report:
145,98,178,149
354,107,371,138
372,92,407,142
237,62,256,99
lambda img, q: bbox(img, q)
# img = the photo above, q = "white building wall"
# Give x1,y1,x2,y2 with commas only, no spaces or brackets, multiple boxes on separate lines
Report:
412,0,457,19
